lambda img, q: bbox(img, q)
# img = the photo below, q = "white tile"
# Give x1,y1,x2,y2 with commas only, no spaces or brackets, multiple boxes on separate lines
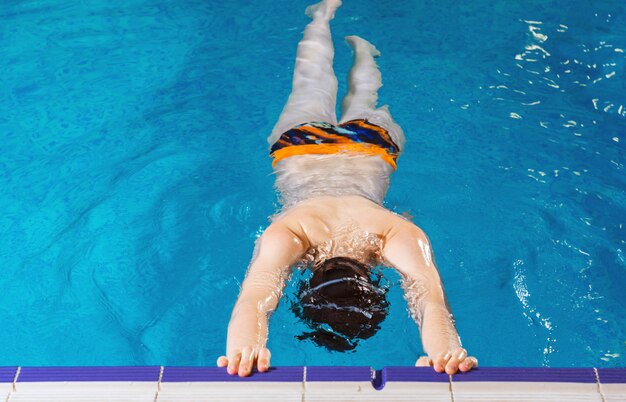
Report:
2,377,615,402
305,381,382,401
1,383,12,402
603,383,626,402
377,382,451,402
453,381,602,402
157,382,302,402
9,381,156,402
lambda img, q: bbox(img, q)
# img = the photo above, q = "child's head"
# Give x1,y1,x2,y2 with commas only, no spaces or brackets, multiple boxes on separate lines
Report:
292,256,389,351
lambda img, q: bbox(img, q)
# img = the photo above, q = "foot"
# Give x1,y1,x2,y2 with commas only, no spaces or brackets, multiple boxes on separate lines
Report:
345,35,381,57
305,0,342,21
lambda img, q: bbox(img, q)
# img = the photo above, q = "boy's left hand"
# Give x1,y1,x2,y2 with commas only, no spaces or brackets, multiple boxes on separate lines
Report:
415,347,478,374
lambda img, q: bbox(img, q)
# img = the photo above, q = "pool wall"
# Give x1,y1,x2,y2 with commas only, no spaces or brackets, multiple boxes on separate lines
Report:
1,366,624,401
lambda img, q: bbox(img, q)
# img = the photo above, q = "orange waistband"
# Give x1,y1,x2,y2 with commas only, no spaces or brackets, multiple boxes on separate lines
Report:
271,143,397,170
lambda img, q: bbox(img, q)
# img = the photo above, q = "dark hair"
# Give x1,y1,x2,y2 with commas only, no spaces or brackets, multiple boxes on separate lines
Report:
291,257,389,352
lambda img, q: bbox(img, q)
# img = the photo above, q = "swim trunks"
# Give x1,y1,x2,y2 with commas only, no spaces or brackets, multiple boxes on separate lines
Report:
270,119,400,169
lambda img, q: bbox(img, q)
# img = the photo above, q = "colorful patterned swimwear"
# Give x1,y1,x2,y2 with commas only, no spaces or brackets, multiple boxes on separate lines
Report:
270,119,400,169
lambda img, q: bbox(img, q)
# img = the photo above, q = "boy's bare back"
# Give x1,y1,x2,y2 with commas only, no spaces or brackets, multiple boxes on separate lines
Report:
272,195,414,255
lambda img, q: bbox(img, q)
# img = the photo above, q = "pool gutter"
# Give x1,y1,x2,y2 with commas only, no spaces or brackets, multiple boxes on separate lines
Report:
1,366,624,401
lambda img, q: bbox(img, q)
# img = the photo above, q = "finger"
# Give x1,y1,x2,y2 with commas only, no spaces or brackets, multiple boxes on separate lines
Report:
238,346,256,377
433,351,452,373
217,356,228,367
459,356,478,372
258,348,271,372
415,356,432,367
227,351,241,376
445,348,467,375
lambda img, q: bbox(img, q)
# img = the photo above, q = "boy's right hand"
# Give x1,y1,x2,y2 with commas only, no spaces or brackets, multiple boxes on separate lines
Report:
216,346,272,377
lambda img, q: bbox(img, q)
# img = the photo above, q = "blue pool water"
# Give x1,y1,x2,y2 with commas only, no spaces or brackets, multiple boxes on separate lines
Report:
1,0,624,369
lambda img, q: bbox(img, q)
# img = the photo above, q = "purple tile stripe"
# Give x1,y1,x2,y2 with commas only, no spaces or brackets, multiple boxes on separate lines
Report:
451,367,597,383
372,367,449,390
382,367,450,383
18,367,160,382
0,367,17,383
162,366,303,382
306,366,372,382
1,366,624,386
597,368,626,384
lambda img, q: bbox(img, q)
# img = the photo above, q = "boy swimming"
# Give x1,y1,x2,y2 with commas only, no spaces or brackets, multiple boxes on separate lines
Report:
217,0,477,377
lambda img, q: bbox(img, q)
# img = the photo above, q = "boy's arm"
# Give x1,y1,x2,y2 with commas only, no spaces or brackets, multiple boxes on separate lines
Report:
382,223,478,374
217,222,307,377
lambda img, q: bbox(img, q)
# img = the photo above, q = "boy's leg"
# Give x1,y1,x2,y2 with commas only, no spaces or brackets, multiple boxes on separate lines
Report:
268,0,342,145
340,36,405,151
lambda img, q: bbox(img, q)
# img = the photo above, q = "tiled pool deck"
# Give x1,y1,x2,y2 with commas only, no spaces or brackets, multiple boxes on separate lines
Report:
1,366,624,401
